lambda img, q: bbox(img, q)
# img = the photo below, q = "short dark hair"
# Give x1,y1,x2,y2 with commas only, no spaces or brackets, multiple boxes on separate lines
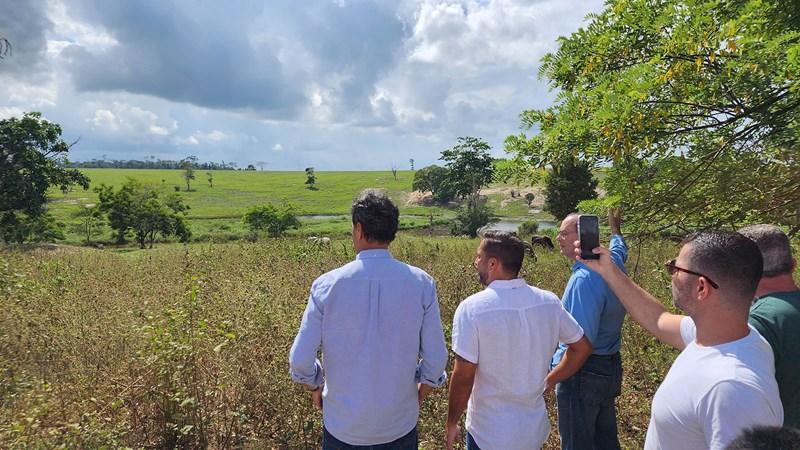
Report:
725,425,800,450
481,230,525,276
738,224,794,277
351,189,399,243
681,231,763,303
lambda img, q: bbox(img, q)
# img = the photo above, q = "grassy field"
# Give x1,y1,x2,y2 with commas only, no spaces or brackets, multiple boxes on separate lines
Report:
0,235,686,449
46,169,546,245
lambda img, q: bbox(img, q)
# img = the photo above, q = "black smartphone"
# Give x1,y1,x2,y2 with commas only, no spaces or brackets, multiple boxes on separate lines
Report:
578,215,600,260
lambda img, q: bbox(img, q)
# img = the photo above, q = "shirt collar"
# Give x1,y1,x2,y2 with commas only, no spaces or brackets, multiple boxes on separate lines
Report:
487,278,527,289
356,249,393,260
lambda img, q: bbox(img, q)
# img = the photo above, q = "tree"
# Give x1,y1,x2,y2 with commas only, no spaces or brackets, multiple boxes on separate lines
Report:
0,112,90,244
409,158,415,171
304,167,317,190
180,156,197,191
412,165,456,203
440,137,495,200
245,164,256,171
391,164,398,180
96,179,191,248
507,0,800,234
72,203,104,245
206,171,213,188
544,158,598,220
242,202,300,238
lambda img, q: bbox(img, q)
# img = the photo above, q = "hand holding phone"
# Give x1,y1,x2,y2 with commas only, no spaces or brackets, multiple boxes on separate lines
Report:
578,215,600,260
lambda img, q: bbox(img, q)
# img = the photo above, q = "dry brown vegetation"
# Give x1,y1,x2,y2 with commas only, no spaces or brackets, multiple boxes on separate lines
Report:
1,236,679,449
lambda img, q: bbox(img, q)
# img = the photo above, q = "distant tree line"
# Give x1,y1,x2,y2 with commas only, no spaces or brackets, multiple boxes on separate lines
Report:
65,159,239,170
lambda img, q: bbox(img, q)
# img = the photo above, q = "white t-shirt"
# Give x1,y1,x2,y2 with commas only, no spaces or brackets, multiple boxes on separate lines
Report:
452,278,584,450
644,317,783,450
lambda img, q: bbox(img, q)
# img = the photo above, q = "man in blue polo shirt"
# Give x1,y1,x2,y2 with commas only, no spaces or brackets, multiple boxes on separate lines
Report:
552,209,628,450
289,189,448,449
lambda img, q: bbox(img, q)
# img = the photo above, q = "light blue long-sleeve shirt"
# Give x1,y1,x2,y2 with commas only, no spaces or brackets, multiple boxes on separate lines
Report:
289,249,448,446
552,235,628,365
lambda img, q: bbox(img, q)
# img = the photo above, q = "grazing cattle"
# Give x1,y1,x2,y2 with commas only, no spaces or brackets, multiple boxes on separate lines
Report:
531,235,555,250
308,236,331,246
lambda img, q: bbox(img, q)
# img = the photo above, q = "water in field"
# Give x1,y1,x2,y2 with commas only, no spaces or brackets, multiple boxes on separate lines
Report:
485,219,558,233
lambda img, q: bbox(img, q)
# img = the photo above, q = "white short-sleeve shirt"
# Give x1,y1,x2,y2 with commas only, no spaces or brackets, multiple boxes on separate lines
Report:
452,278,584,450
644,317,783,450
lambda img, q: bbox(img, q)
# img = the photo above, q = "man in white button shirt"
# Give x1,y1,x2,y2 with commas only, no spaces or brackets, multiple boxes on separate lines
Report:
579,230,783,449
445,231,593,450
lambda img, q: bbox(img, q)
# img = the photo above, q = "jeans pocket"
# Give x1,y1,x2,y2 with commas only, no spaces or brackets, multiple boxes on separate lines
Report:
579,369,614,406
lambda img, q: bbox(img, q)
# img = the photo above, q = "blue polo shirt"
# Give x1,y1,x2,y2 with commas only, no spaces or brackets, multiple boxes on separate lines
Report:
552,235,628,365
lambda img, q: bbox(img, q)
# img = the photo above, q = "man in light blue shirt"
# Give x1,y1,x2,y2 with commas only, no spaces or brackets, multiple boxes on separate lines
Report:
289,189,448,449
552,209,628,450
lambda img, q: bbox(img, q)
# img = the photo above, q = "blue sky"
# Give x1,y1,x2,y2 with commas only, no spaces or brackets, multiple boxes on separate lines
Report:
0,0,604,170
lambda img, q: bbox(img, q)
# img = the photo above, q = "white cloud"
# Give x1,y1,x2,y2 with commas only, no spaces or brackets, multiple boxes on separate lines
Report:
0,107,27,120
272,143,283,151
174,129,229,146
86,102,177,137
48,0,119,51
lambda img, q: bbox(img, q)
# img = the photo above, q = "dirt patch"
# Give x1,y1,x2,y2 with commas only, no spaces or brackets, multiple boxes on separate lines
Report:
405,190,433,206
483,186,545,210
405,186,548,210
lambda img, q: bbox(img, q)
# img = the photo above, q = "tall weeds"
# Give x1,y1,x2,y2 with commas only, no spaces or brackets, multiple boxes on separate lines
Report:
0,237,686,449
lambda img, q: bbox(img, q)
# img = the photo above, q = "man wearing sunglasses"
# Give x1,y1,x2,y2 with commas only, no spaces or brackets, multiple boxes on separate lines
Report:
739,224,800,428
578,231,783,449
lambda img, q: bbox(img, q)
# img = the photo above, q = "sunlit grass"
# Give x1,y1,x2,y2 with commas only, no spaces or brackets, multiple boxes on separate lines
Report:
0,235,687,449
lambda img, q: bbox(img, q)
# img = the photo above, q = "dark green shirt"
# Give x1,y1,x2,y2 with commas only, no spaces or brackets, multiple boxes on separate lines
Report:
749,290,800,428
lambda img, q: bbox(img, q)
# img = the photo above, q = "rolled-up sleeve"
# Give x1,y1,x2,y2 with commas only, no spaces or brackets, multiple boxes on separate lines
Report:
288,285,325,387
609,235,628,268
416,279,448,387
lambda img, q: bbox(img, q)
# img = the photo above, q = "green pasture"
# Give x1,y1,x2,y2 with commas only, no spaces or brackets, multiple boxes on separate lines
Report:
48,169,438,218
44,169,546,245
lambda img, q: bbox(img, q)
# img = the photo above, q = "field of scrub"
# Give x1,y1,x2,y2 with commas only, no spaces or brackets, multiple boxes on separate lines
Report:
0,235,684,449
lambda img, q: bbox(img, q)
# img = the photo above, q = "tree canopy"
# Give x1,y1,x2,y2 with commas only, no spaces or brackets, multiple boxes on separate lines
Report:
544,158,598,220
0,112,89,243
440,137,495,200
412,165,456,203
96,179,191,248
507,0,800,234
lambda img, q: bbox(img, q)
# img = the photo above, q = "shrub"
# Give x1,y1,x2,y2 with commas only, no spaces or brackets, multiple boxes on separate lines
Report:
242,202,300,238
518,220,539,237
450,198,496,237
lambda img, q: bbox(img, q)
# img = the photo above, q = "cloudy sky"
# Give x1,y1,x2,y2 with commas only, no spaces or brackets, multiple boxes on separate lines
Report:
0,0,604,170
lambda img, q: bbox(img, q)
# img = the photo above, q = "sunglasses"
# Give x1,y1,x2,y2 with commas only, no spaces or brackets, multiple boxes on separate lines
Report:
664,259,720,289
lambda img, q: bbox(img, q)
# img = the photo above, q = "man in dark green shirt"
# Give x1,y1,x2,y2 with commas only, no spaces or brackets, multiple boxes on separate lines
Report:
740,224,800,428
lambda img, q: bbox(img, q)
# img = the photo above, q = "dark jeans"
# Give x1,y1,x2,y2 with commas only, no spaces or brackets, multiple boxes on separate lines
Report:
322,426,417,450
466,432,482,450
556,353,623,450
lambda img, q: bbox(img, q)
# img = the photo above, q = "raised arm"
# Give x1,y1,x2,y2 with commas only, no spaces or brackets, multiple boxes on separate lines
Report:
578,245,687,350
